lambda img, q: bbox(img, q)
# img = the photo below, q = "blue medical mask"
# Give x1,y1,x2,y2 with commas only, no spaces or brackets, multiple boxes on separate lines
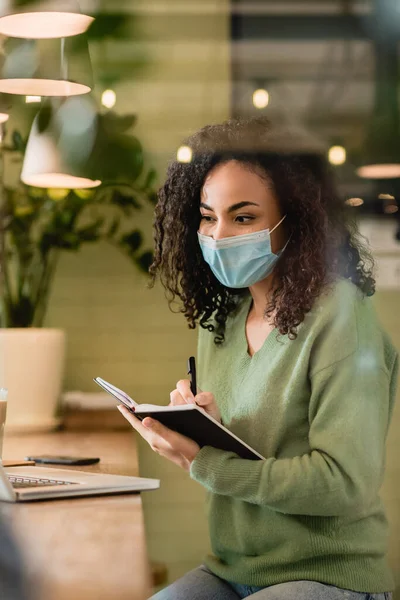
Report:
197,215,287,289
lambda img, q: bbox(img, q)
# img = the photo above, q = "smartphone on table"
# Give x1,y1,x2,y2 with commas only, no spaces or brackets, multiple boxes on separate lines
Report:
24,455,100,466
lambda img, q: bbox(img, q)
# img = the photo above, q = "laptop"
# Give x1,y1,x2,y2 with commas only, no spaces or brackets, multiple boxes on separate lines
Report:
0,462,160,502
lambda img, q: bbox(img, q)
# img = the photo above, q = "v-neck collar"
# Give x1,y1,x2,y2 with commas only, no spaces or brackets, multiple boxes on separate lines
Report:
238,295,279,361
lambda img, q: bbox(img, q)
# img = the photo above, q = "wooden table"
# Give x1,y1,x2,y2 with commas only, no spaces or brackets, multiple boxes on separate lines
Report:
1,430,154,600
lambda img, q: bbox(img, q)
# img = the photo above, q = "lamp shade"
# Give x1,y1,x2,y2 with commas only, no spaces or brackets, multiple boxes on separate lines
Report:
21,99,101,189
0,33,93,96
357,164,400,179
0,1,93,39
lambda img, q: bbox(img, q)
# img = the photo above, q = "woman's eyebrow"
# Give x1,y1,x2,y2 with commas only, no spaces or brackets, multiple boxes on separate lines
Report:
200,201,260,213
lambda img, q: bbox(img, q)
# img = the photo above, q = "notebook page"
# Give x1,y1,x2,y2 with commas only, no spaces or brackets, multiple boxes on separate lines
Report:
94,377,138,408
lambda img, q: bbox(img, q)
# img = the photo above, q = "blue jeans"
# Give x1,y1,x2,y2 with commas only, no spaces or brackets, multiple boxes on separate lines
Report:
149,564,393,600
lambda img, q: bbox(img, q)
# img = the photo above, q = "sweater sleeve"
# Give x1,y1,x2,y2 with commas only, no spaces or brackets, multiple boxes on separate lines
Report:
190,350,396,516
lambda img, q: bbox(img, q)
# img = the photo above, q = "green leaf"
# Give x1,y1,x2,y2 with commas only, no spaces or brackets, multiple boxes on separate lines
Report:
147,190,158,205
37,104,53,133
40,232,81,253
86,14,129,41
27,187,46,199
56,210,76,227
77,230,99,242
77,218,104,242
136,251,154,273
14,204,34,218
102,112,137,134
58,233,81,250
86,118,145,182
142,167,158,191
39,233,53,255
7,296,35,328
120,230,143,253
111,190,141,211
106,217,120,238
11,130,26,152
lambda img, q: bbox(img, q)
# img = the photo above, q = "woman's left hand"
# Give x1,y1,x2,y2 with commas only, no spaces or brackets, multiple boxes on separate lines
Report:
117,406,201,472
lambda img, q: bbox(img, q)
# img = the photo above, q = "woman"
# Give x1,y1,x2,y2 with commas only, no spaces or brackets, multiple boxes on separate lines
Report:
118,117,397,600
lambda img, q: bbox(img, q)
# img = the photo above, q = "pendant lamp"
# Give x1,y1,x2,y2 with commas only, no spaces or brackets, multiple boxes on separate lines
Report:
0,1,93,39
0,33,93,96
21,98,101,189
356,0,400,179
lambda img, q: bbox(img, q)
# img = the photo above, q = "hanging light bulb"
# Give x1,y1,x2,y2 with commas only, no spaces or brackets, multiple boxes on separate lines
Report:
378,193,395,200
384,204,398,213
21,98,101,189
0,1,93,39
101,89,116,109
358,164,400,179
328,145,346,166
177,145,192,163
345,197,364,207
252,88,269,109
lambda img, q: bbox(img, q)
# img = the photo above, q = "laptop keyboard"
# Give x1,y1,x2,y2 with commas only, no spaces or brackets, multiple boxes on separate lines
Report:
7,475,76,489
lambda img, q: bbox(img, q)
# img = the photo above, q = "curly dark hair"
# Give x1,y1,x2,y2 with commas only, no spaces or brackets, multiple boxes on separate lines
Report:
149,117,375,343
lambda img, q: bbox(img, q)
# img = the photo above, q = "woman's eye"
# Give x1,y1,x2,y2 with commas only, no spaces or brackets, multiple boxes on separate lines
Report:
200,214,254,223
235,215,254,223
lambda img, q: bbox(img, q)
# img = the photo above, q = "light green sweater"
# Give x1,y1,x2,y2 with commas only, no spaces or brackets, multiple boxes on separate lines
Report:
190,278,398,592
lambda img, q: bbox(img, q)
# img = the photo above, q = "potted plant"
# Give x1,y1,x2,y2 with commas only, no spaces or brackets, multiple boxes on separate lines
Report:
0,110,157,431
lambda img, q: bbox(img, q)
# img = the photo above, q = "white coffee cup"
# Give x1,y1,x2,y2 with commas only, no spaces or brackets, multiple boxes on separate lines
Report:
0,388,8,459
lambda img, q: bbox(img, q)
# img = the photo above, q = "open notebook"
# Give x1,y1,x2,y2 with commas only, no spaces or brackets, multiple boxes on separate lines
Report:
94,377,265,461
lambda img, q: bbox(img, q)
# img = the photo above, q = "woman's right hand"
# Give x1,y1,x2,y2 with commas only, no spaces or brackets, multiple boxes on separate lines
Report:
170,379,221,423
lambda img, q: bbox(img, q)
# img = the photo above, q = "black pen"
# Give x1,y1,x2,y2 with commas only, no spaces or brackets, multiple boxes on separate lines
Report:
187,356,197,396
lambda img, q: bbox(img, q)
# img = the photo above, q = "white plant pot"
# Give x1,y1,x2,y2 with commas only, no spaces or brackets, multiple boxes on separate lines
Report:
0,328,66,433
